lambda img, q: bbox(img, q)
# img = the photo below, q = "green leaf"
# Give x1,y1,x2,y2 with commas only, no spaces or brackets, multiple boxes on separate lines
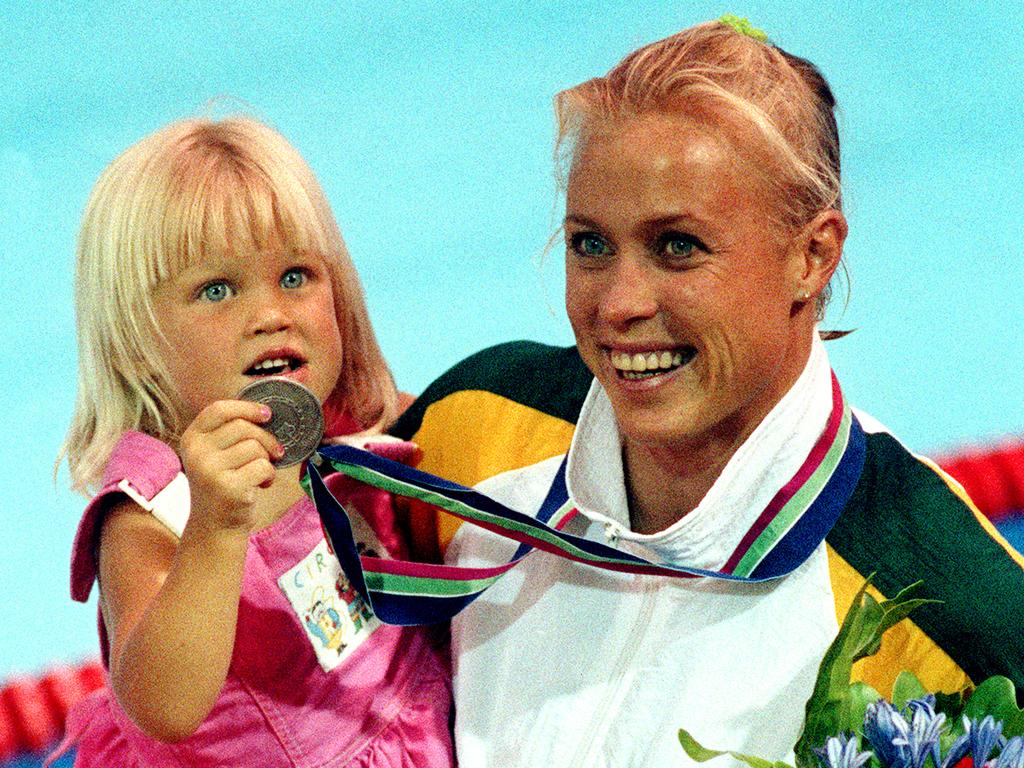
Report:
938,693,971,756
848,682,883,733
964,676,1024,736
891,672,928,710
795,701,842,768
678,729,794,768
679,728,728,763
933,688,968,722
793,577,939,768
1005,711,1024,739
849,585,936,662
681,576,955,768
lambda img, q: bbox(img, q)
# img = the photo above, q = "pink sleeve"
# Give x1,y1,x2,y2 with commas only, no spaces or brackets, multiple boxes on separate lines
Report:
70,432,182,603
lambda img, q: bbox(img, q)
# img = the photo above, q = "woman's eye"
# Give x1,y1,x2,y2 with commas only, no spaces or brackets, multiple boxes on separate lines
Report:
570,232,610,258
199,281,233,302
280,268,307,289
659,233,703,261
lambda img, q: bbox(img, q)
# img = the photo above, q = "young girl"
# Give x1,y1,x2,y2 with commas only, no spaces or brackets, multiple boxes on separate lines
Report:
53,117,453,766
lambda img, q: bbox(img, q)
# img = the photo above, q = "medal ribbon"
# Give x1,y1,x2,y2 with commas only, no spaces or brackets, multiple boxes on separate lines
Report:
307,372,866,626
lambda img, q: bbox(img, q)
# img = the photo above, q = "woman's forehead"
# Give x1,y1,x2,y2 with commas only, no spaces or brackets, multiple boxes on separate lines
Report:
571,116,765,201
568,112,785,225
580,113,730,164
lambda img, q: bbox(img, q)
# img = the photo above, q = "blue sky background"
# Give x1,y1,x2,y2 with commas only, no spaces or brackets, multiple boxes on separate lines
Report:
1,2,1021,680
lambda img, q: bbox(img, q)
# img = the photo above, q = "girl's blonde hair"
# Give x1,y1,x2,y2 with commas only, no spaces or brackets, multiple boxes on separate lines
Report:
61,117,398,493
554,20,843,314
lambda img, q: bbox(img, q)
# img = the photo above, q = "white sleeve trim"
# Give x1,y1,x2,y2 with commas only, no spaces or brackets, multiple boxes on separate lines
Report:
850,407,892,436
116,473,191,538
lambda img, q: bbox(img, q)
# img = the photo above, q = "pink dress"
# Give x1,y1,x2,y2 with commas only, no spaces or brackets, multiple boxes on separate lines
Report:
53,431,454,767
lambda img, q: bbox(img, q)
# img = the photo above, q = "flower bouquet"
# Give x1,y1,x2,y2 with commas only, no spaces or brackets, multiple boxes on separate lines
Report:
679,579,1024,768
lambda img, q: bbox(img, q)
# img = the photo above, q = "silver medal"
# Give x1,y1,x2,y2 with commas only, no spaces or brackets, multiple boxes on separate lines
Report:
237,377,324,468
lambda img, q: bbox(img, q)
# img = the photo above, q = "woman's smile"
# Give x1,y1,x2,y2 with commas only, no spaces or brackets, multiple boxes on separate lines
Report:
607,347,698,381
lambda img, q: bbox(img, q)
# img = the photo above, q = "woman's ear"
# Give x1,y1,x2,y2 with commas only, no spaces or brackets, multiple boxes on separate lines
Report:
792,209,847,301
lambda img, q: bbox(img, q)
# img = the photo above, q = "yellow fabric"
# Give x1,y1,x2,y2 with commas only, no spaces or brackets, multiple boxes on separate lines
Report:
411,390,576,550
826,546,972,697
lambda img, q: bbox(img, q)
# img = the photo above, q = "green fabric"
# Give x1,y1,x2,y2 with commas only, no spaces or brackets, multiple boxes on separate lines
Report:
828,431,1024,687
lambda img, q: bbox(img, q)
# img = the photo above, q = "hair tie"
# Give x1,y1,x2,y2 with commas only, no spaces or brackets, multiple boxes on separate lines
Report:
718,14,769,42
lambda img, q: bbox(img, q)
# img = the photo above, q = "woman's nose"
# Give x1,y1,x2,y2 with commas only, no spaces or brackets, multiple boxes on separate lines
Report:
596,257,659,329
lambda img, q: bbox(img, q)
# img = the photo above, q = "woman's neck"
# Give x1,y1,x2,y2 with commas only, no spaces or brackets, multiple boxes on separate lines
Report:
623,432,743,534
621,331,821,535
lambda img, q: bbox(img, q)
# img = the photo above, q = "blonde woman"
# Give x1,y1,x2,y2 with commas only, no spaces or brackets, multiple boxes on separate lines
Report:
385,18,1024,767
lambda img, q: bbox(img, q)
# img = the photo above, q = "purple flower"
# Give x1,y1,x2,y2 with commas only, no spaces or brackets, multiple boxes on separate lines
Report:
865,700,912,768
896,697,946,768
994,736,1024,768
942,716,1006,768
817,735,874,768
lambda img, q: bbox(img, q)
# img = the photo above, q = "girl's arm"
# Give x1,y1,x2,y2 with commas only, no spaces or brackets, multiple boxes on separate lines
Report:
97,400,282,742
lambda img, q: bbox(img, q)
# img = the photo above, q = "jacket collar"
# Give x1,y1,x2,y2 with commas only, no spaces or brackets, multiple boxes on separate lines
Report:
565,332,834,570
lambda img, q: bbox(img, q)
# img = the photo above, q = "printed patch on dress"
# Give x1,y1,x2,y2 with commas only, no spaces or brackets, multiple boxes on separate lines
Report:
278,534,383,672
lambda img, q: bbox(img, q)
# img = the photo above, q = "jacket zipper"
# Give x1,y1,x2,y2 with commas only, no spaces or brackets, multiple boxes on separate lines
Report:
568,576,658,768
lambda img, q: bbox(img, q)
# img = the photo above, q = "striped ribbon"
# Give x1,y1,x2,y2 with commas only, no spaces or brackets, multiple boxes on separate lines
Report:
308,372,866,626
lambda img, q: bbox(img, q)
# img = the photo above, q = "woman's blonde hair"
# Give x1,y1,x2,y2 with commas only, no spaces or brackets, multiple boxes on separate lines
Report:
554,20,844,313
61,116,398,493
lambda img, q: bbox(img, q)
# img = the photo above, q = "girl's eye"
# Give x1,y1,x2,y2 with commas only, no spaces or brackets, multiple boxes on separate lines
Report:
280,268,307,289
199,281,233,302
569,232,611,258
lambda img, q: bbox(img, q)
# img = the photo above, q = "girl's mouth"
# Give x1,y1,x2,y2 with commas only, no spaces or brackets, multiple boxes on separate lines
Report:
610,346,697,380
245,356,306,377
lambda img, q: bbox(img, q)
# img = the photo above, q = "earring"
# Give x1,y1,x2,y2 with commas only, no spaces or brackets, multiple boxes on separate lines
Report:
799,290,811,301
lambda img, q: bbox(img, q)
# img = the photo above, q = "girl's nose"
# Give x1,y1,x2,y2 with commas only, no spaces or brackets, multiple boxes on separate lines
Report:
248,290,292,336
597,257,659,329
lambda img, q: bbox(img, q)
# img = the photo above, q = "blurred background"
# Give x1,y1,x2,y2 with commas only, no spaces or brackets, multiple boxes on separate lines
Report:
1,1,1021,764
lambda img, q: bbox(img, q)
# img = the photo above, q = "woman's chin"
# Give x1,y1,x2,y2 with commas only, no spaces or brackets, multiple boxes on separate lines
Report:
610,398,708,453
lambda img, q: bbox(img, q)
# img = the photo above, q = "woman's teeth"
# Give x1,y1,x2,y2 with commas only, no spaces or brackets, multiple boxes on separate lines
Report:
610,348,695,379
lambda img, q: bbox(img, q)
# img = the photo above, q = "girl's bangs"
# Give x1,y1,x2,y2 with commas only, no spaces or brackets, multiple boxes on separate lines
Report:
153,156,328,282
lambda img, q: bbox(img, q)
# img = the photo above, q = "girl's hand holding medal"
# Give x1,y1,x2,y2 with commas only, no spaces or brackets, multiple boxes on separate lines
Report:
178,399,285,534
